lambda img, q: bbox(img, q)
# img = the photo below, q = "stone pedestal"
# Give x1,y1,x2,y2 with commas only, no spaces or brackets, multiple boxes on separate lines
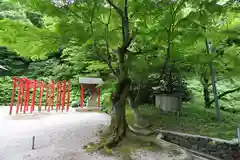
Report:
88,92,98,107
155,94,182,113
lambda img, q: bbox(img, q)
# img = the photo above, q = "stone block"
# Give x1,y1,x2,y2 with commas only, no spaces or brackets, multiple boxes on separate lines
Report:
154,130,239,159
198,138,208,148
191,144,198,150
230,143,240,151
198,147,209,154
189,137,197,144
179,138,191,148
165,134,174,141
210,151,221,158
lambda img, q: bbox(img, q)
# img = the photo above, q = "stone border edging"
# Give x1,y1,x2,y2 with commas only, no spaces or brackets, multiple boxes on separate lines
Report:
155,133,193,160
157,129,240,160
182,147,221,160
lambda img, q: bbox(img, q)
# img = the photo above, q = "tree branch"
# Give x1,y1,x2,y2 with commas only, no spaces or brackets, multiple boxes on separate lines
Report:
160,3,176,79
125,29,137,49
122,0,130,48
87,3,118,79
208,87,240,106
130,46,159,55
73,4,91,21
160,0,187,79
173,0,187,15
106,0,133,51
106,0,124,17
65,6,90,23
104,7,119,78
129,7,140,19
209,77,232,86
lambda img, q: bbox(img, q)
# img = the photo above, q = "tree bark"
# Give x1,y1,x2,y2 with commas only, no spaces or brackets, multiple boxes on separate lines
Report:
104,0,134,148
205,38,221,122
203,86,210,108
200,72,210,108
108,78,130,148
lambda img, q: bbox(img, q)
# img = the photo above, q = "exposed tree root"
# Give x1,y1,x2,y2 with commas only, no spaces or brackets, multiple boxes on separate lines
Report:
132,109,152,129
85,125,160,152
85,130,126,152
85,113,160,153
128,124,159,136
84,127,192,160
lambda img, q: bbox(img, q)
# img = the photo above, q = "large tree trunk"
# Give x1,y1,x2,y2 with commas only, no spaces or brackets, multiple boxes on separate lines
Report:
107,77,130,148
109,104,127,147
104,0,134,148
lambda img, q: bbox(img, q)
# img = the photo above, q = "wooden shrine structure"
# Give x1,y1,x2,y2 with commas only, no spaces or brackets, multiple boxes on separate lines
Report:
79,77,103,108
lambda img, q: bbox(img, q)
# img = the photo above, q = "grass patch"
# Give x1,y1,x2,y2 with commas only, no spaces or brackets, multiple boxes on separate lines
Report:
126,103,240,140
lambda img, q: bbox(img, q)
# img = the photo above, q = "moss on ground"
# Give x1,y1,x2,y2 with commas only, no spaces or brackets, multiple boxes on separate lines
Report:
117,133,160,154
126,103,240,140
84,125,160,157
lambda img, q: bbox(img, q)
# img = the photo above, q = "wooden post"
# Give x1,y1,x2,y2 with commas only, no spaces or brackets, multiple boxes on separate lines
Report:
56,82,61,112
51,80,55,111
66,80,70,112
61,80,66,112
38,82,44,112
24,79,30,113
45,86,49,111
16,79,22,114
48,81,54,112
98,87,100,108
31,80,37,113
23,79,28,113
80,85,84,108
19,79,24,112
9,77,16,115
32,136,35,150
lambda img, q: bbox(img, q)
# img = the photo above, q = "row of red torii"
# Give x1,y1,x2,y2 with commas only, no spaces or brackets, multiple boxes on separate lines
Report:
9,77,103,115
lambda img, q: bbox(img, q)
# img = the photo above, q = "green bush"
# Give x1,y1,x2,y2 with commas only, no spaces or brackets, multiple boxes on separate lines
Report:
100,92,112,112
187,78,240,113
0,77,14,105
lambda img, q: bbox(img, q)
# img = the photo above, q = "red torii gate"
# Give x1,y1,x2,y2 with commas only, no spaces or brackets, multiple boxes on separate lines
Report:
9,77,71,115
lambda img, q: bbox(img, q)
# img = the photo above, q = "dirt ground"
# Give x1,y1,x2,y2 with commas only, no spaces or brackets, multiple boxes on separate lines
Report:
0,106,204,160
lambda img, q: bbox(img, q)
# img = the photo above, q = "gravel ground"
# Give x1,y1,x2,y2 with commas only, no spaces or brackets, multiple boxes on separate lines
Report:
0,106,206,160
0,107,115,160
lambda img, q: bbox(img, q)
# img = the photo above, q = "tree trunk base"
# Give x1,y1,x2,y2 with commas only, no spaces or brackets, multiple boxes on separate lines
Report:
132,107,151,129
85,128,192,160
105,112,128,148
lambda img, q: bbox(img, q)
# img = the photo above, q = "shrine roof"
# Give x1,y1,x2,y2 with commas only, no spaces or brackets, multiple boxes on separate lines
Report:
79,77,104,84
